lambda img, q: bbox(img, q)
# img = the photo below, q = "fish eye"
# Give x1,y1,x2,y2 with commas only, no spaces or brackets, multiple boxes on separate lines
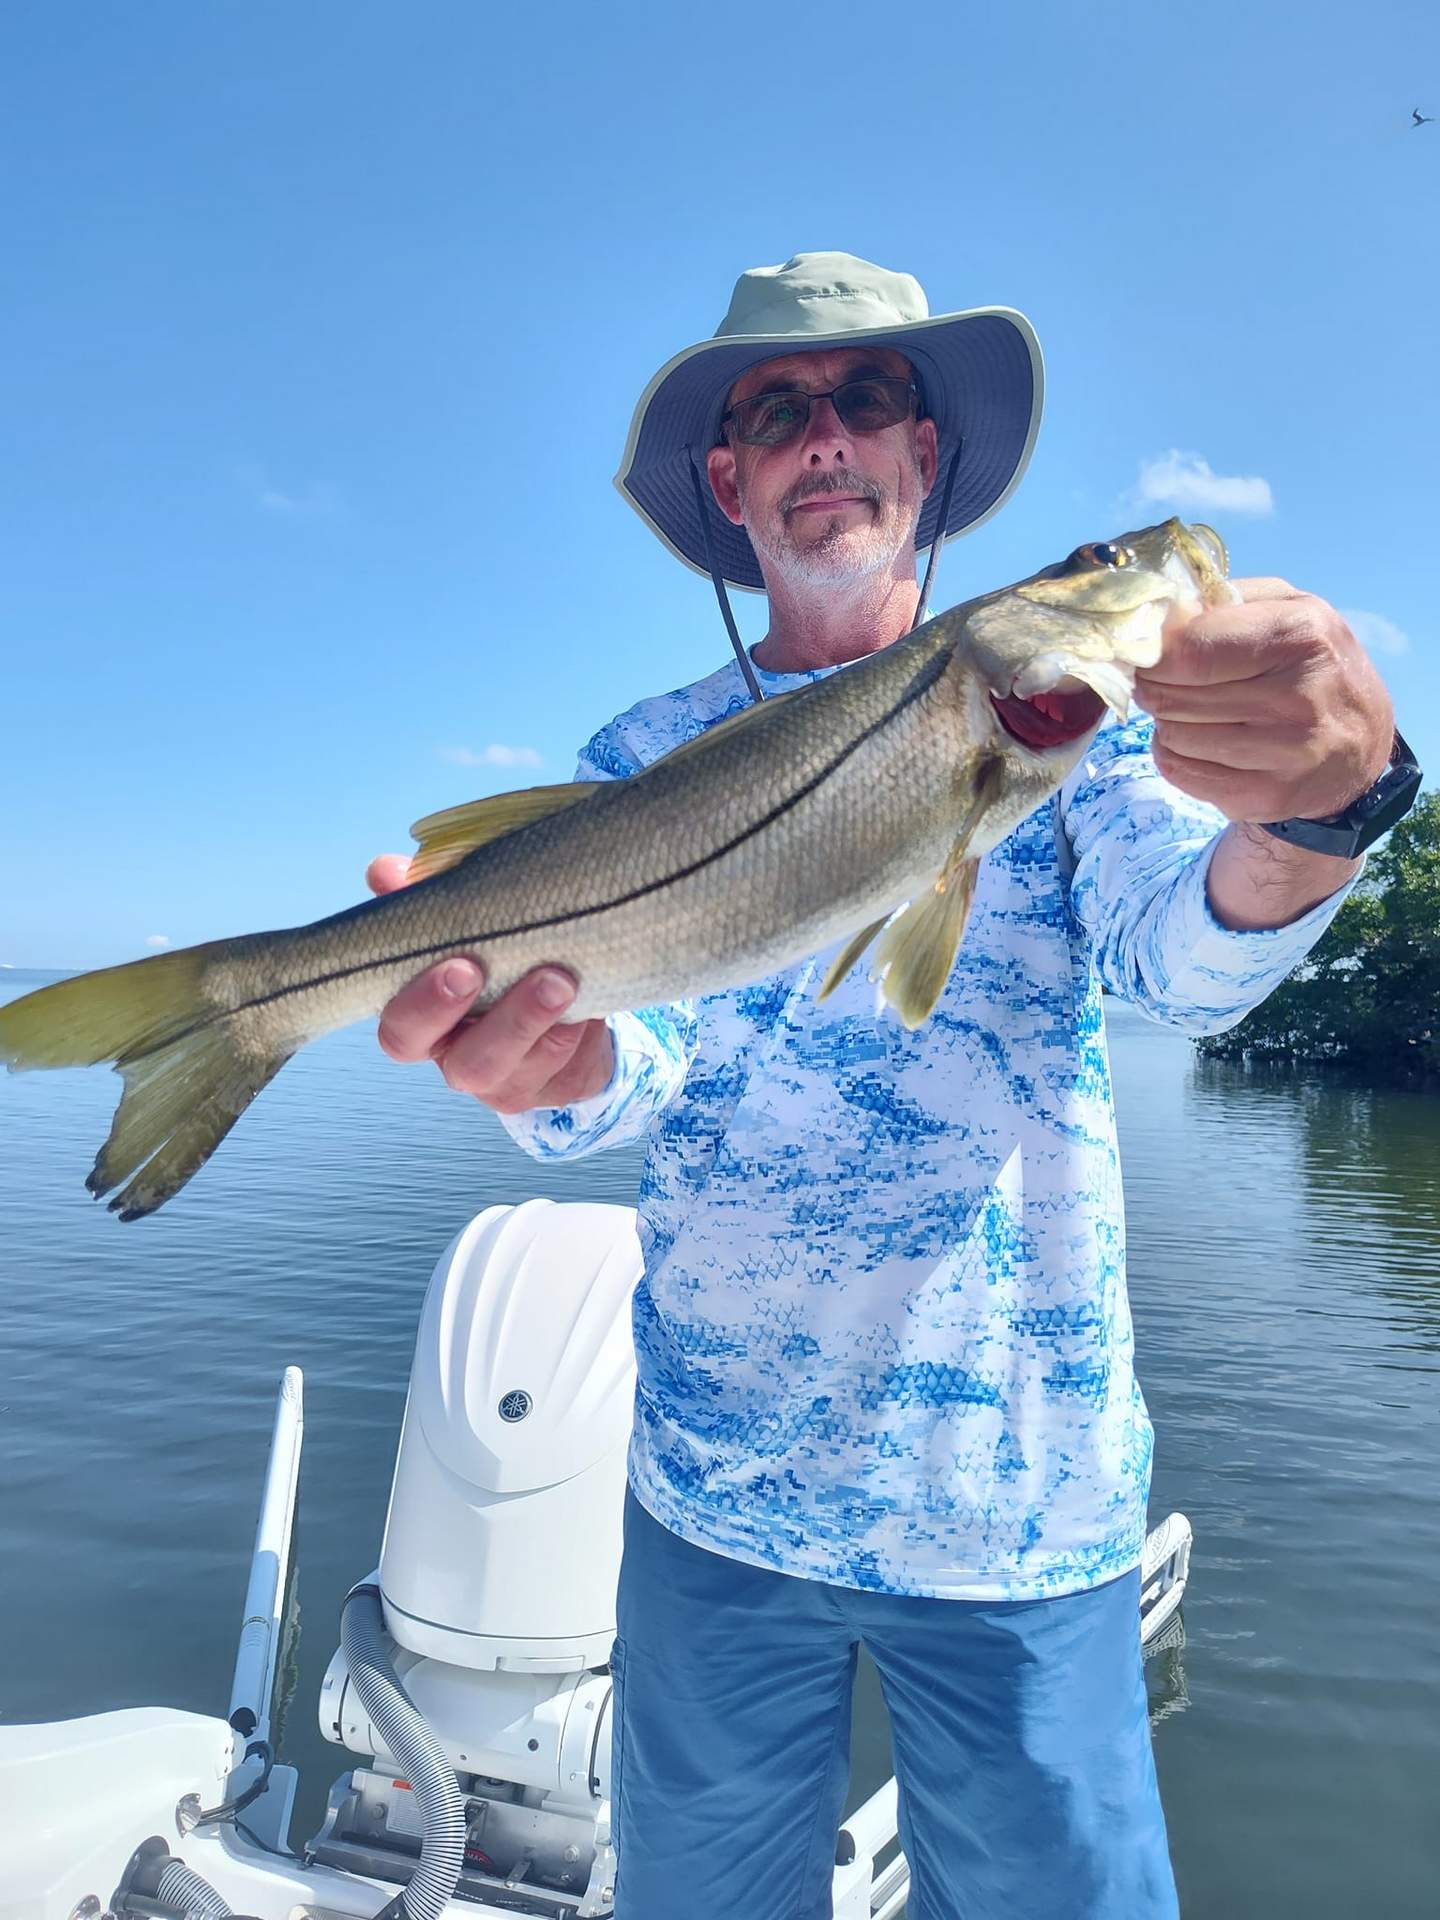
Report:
1069,541,1129,569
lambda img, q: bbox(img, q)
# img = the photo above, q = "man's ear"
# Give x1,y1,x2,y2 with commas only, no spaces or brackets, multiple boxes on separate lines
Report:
706,442,745,527
916,416,939,497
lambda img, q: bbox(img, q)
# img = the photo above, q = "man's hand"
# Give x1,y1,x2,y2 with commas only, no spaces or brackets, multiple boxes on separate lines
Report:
1133,580,1396,932
367,854,616,1114
1134,579,1394,825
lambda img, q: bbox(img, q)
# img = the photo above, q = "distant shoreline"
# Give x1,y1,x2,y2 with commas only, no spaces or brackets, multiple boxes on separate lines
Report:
1193,1040,1438,1092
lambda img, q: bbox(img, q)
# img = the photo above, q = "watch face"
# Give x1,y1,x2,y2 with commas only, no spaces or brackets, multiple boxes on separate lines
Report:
1364,754,1424,838
1388,728,1423,790
1260,731,1423,859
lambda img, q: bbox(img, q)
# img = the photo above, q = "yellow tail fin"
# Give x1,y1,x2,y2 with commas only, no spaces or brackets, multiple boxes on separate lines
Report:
0,945,293,1219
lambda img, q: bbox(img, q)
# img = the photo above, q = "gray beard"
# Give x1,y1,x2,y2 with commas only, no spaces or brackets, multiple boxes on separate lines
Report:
741,475,920,588
762,515,897,584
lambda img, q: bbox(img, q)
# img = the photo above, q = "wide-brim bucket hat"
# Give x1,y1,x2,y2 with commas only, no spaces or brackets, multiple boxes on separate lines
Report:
614,251,1044,593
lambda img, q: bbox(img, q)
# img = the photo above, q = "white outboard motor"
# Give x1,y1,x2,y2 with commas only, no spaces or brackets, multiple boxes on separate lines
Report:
314,1199,642,1912
381,1196,641,1672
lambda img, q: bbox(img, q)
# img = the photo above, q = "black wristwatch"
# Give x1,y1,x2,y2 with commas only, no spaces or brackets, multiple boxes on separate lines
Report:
1260,728,1423,859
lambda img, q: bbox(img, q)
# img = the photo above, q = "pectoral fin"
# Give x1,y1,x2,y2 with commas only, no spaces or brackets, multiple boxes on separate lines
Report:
860,764,1003,1028
871,856,981,1028
408,783,599,882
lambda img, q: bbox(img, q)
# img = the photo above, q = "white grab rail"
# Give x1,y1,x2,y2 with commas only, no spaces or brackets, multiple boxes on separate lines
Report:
228,1365,304,1746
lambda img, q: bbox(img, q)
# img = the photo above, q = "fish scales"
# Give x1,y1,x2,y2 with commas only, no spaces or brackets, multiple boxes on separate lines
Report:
0,518,1236,1216
333,622,966,1025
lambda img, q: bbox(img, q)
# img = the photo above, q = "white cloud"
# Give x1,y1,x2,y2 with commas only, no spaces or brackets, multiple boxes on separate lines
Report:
258,480,338,517
438,743,545,769
145,934,171,950
1340,609,1411,658
237,463,339,517
1136,449,1274,518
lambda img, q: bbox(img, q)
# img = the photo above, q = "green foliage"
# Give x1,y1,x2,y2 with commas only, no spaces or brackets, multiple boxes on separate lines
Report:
1195,792,1440,1083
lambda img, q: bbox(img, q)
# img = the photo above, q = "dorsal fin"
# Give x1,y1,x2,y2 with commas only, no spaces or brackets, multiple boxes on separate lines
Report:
407,783,599,882
407,686,806,882
641,686,808,775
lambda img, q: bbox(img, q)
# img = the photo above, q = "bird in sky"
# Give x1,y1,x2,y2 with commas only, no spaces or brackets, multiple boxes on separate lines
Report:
1413,108,1435,126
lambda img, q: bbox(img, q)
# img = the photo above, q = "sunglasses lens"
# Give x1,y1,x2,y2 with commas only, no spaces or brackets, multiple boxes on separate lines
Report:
834,379,911,431
734,393,810,445
730,378,914,446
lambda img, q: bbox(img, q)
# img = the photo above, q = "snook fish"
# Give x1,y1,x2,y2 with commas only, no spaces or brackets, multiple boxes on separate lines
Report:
0,518,1236,1219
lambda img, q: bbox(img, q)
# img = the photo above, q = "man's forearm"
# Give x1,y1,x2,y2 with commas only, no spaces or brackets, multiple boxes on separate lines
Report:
1205,821,1360,933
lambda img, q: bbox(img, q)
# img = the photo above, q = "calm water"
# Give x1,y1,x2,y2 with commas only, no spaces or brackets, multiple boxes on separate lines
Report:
1,970,1437,1915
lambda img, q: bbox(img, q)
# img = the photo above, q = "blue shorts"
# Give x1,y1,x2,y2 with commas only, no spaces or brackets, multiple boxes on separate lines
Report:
611,1489,1177,1920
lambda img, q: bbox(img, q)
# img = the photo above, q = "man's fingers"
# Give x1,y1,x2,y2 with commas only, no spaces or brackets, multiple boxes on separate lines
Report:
1135,678,1305,725
377,958,486,1063
1137,592,1325,690
376,960,613,1112
433,969,580,1101
1138,611,1276,689
1230,576,1304,603
482,1021,592,1113
528,1021,616,1108
1148,739,1281,821
367,853,414,895
1151,717,1311,774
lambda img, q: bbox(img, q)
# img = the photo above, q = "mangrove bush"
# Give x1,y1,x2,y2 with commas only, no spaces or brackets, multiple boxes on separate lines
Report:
1195,791,1439,1083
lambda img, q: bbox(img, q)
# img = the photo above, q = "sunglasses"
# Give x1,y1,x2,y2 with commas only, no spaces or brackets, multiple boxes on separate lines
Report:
720,376,922,448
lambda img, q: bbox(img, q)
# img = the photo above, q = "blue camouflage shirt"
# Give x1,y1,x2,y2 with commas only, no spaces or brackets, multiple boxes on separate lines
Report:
503,650,1356,1600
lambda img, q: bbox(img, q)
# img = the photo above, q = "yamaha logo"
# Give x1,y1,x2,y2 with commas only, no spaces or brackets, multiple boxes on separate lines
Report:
498,1389,532,1423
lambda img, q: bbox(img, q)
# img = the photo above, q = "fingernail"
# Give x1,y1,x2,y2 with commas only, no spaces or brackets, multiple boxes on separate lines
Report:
440,960,480,999
534,970,573,1012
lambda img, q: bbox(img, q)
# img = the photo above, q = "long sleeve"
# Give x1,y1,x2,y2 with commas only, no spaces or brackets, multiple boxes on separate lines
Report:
497,722,699,1163
498,1000,698,1161
1060,712,1363,1036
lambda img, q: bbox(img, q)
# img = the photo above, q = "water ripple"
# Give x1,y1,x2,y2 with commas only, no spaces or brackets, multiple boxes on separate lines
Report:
1,975,1436,1909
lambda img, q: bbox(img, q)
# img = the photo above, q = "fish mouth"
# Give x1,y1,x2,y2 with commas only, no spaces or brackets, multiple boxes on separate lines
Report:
989,684,1108,750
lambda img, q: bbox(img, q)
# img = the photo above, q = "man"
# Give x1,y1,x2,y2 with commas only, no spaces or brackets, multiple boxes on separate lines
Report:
370,255,1411,1917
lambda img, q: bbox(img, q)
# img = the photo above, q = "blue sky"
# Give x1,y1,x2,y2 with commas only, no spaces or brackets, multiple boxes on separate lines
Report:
3,0,1436,969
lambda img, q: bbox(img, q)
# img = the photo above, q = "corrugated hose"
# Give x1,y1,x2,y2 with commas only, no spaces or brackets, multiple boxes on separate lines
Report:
154,1857,233,1915
340,1582,468,1920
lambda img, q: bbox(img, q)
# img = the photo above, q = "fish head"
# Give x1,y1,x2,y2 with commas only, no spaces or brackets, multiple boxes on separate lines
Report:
958,518,1235,757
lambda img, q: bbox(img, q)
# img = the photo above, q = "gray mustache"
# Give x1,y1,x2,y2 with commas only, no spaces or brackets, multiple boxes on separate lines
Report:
782,474,885,513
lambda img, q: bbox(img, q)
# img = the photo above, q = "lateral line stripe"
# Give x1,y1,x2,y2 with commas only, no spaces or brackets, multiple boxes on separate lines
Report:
148,648,948,1051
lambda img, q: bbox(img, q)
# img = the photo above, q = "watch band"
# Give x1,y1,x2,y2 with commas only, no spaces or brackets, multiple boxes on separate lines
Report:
1260,728,1424,860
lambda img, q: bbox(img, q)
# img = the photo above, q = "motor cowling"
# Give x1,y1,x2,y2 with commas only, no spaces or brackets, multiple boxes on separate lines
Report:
377,1199,642,1673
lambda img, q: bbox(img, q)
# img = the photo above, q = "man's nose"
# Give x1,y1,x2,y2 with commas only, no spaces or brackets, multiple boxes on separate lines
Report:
798,393,852,463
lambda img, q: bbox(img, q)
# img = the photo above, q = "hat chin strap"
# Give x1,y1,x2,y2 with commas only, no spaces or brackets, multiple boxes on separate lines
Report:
913,439,963,630
688,441,964,707
689,453,767,704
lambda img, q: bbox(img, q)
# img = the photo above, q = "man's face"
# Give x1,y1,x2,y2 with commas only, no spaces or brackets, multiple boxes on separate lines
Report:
706,345,939,590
